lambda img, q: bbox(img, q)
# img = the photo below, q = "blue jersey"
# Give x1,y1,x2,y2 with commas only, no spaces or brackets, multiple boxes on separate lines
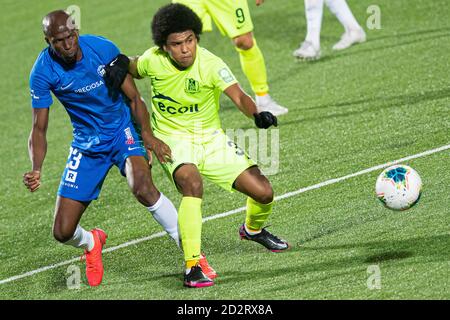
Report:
29,35,131,153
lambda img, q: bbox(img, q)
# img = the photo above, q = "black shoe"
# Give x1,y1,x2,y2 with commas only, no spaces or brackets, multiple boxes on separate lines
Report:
239,224,289,252
183,264,214,288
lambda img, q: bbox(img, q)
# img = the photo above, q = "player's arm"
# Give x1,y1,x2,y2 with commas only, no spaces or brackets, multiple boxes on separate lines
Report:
256,0,264,6
224,83,258,118
104,54,130,99
120,74,172,163
24,108,49,192
224,83,277,129
128,56,143,79
104,54,143,99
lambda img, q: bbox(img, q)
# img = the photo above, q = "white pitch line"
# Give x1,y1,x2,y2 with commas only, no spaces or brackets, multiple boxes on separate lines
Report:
1,144,449,286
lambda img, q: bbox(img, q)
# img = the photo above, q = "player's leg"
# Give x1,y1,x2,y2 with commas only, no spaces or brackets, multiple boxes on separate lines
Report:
173,164,213,287
173,0,213,32
152,134,214,287
293,0,323,60
114,123,181,245
53,196,107,287
233,32,288,116
233,166,273,234
204,0,287,116
55,147,110,286
233,35,288,116
233,32,268,97
233,166,289,252
201,131,288,252
123,155,180,246
325,0,362,32
325,0,366,50
53,196,91,247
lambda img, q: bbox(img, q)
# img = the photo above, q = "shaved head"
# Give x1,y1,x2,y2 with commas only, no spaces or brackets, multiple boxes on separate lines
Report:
43,10,81,65
42,10,77,37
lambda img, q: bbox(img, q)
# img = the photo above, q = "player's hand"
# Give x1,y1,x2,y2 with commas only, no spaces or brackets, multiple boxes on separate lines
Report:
254,112,278,129
104,54,130,100
146,137,173,164
23,170,41,192
256,0,264,6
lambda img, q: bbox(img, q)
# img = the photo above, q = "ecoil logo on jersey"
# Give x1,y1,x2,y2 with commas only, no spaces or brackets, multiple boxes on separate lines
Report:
156,101,199,115
75,80,104,93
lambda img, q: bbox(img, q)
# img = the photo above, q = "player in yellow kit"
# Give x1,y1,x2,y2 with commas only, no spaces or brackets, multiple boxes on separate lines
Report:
105,3,289,288
173,0,288,116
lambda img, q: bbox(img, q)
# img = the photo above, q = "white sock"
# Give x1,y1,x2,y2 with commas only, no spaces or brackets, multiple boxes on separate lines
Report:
304,0,324,49
64,225,94,251
325,0,361,32
147,193,180,247
255,94,270,105
244,224,261,236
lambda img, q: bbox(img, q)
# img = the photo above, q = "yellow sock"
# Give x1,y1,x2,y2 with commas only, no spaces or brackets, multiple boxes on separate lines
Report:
186,259,199,269
178,196,202,263
236,38,269,94
245,197,273,231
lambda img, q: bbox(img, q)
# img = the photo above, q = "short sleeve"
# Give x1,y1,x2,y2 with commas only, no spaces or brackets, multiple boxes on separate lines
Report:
209,59,238,92
29,66,53,109
137,48,154,78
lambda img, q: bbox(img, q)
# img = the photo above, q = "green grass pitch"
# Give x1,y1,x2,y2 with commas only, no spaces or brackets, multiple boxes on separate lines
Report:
0,0,449,299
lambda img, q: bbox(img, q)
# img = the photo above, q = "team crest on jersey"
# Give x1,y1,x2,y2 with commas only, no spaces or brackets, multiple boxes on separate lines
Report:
185,78,200,94
97,65,105,77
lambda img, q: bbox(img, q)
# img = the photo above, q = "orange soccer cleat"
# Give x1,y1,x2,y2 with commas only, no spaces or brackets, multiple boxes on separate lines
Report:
199,253,217,280
84,228,108,287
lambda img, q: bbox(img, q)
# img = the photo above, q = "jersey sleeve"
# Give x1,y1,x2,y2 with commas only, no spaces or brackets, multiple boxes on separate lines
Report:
136,48,154,78
29,63,53,109
208,57,238,92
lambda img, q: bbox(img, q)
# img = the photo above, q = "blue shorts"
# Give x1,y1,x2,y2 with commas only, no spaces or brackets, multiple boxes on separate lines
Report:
57,125,146,202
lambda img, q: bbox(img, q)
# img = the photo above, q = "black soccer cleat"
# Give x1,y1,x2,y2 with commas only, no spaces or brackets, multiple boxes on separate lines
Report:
239,224,290,252
183,264,214,288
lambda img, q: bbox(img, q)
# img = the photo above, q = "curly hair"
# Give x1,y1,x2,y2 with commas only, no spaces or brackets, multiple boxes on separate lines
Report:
151,3,203,48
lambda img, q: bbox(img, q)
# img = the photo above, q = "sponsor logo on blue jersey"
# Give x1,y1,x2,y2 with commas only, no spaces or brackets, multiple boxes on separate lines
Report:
74,80,104,93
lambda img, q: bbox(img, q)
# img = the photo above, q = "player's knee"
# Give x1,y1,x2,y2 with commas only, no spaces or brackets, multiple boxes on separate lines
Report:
179,179,203,198
53,226,74,243
132,177,159,207
234,35,254,51
254,186,274,204
187,180,203,197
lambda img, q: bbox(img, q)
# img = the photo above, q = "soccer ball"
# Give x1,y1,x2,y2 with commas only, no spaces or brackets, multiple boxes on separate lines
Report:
375,164,422,211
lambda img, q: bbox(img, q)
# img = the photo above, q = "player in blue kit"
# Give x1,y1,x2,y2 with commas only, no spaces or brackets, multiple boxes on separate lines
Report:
22,10,191,287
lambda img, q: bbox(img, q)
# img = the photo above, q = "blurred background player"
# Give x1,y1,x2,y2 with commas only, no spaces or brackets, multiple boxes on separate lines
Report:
23,10,184,287
173,0,288,116
106,3,290,288
293,0,366,60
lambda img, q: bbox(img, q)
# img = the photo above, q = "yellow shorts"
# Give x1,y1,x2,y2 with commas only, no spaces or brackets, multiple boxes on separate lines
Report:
174,0,254,38
156,129,256,192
